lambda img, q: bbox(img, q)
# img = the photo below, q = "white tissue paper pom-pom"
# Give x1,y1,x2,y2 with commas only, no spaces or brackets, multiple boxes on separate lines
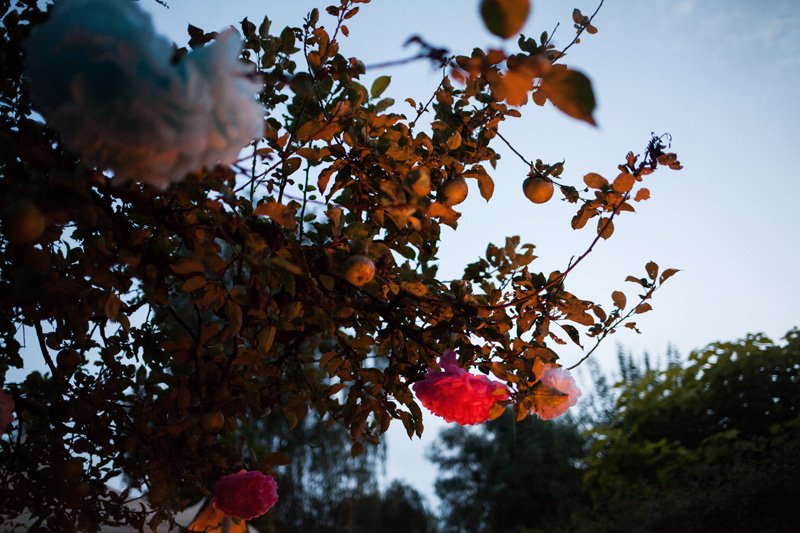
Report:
24,0,263,190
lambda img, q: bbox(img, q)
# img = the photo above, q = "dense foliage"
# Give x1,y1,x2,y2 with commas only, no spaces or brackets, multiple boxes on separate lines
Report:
429,329,800,533
583,330,800,532
0,0,681,529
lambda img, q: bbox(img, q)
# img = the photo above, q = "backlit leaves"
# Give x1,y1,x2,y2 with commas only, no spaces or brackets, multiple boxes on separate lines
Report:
584,172,608,189
612,172,635,193
541,66,597,126
0,1,685,528
370,75,391,98
480,0,531,39
597,217,614,239
612,291,627,310
254,201,297,230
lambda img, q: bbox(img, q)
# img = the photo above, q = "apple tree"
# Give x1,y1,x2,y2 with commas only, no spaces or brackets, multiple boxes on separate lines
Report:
0,0,681,530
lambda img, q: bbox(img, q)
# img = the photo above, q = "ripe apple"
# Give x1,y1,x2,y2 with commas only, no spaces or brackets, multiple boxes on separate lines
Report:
57,349,81,374
3,199,46,243
523,176,555,204
200,411,225,433
342,255,375,286
440,177,468,206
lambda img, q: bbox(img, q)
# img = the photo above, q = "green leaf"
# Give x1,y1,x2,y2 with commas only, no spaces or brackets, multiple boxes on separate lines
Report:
541,66,597,126
371,76,391,98
258,16,271,38
375,98,394,113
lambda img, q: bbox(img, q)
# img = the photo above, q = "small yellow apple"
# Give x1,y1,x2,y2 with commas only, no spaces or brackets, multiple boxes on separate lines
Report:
441,177,468,206
342,255,375,286
523,176,555,204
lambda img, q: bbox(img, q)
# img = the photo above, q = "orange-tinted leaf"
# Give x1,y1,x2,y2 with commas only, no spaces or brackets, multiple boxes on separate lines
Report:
480,0,531,39
401,281,428,297
254,202,297,230
350,441,364,458
500,68,534,106
182,276,206,292
170,261,205,275
541,66,596,125
659,268,680,284
634,188,651,202
264,452,292,466
226,301,242,337
447,131,462,150
592,305,607,322
488,402,506,420
645,261,658,280
565,312,594,327
561,323,582,347
597,217,614,239
612,172,635,193
188,499,248,532
611,290,626,310
657,152,677,165
529,383,568,415
531,88,547,106
584,172,608,189
635,303,653,314
475,171,495,201
427,202,458,219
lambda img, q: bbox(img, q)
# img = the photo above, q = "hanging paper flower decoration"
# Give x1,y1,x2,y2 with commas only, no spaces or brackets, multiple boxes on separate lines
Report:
0,390,14,432
531,363,581,420
412,350,508,425
24,0,263,190
212,469,278,521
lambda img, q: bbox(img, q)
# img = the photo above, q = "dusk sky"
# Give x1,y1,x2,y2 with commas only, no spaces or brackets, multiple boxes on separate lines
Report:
139,0,800,506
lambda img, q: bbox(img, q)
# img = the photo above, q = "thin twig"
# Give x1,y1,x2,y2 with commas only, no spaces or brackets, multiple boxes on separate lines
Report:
495,130,532,167
558,0,604,59
33,321,69,388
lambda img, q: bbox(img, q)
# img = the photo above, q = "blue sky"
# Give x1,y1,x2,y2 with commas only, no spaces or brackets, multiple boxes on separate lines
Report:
129,0,800,506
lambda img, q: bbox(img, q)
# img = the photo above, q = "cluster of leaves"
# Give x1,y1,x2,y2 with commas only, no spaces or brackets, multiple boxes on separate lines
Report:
1,0,679,529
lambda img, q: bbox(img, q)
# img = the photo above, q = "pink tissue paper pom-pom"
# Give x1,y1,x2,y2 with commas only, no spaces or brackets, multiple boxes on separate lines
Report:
532,363,581,420
212,469,278,521
412,350,508,425
0,390,14,432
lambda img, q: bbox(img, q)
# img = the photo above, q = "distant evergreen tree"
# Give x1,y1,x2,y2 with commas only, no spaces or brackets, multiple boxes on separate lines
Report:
428,409,588,533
